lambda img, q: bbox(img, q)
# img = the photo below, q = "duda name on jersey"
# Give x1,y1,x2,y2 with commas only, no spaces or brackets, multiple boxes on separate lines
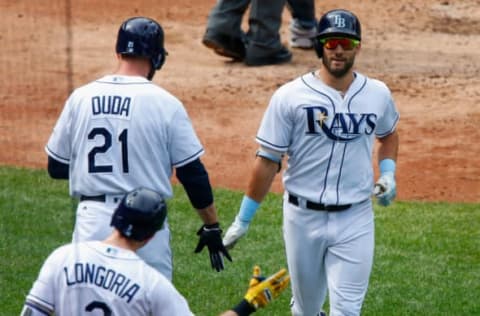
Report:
91,95,131,117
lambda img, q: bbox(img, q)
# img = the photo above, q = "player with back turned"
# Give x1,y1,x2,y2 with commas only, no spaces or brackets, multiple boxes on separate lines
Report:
44,16,231,280
222,9,400,316
21,187,290,316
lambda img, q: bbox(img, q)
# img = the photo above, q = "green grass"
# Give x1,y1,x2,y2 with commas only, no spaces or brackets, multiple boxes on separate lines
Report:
1,165,479,315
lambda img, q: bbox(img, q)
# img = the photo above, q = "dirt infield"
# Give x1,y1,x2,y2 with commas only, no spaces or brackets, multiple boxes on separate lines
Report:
1,0,479,202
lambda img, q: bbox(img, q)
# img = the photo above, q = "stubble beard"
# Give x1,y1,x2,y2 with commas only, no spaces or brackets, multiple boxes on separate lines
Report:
322,55,355,78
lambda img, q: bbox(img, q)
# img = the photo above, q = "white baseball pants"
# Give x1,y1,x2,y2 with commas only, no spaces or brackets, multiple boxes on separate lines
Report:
283,196,374,316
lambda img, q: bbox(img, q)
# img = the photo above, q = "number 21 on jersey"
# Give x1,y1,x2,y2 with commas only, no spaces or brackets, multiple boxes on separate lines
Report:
88,127,129,173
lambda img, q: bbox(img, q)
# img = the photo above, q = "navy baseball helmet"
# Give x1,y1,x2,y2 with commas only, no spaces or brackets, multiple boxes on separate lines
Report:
116,17,167,70
314,9,362,58
111,187,167,241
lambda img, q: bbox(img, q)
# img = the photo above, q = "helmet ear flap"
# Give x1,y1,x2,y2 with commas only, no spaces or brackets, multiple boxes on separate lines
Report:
158,52,166,70
152,50,166,70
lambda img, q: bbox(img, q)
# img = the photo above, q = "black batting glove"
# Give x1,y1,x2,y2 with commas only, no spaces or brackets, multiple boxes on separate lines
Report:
194,223,233,272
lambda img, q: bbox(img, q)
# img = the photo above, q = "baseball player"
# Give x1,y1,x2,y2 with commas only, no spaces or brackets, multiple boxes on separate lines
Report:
21,188,290,316
222,9,399,316
44,16,230,280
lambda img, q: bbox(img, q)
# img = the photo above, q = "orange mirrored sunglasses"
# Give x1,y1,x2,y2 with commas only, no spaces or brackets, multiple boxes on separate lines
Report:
319,37,360,50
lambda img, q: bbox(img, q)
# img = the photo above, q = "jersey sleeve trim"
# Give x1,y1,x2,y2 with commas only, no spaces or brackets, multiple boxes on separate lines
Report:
45,146,70,164
375,113,399,138
27,294,55,309
255,136,289,152
24,299,54,315
172,148,205,167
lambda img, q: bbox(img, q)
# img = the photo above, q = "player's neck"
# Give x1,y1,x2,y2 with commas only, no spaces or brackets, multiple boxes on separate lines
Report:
103,230,145,252
316,68,355,95
115,58,150,78
115,67,148,78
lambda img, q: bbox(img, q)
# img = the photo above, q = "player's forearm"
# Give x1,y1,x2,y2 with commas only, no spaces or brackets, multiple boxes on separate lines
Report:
221,299,256,316
246,156,279,202
196,203,219,225
377,130,399,162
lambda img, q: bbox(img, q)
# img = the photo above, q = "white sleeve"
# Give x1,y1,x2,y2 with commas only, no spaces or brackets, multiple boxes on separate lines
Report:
22,248,65,316
168,106,204,167
375,89,399,137
256,89,292,152
45,96,74,163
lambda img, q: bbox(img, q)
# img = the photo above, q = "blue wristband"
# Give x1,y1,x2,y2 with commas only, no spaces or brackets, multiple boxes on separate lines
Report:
379,159,396,174
238,196,260,223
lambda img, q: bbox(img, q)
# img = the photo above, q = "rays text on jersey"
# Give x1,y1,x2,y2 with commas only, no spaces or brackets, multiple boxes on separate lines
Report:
92,95,131,117
304,106,377,141
64,263,140,303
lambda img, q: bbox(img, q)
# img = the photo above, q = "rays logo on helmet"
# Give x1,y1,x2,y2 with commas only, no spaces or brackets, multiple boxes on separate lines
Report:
125,224,133,237
333,15,346,28
127,41,134,53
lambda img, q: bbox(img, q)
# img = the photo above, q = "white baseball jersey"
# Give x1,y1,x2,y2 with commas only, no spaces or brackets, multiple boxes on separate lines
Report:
45,75,204,198
257,71,399,205
22,241,194,316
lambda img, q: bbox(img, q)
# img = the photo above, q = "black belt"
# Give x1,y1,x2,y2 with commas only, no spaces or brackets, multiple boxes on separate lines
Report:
80,195,106,202
288,193,351,212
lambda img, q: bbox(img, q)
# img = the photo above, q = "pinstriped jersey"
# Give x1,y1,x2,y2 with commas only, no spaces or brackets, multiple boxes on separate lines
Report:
22,241,194,315
256,72,399,205
45,75,203,198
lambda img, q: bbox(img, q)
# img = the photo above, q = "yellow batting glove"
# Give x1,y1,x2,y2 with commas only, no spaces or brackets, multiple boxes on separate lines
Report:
244,265,290,309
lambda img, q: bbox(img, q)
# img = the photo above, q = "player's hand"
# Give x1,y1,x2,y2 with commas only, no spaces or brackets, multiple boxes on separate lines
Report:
244,265,290,309
222,215,250,250
374,171,396,206
194,223,232,272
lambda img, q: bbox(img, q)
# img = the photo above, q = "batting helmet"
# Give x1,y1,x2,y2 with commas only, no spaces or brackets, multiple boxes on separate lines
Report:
313,9,362,58
116,17,167,70
111,187,167,241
